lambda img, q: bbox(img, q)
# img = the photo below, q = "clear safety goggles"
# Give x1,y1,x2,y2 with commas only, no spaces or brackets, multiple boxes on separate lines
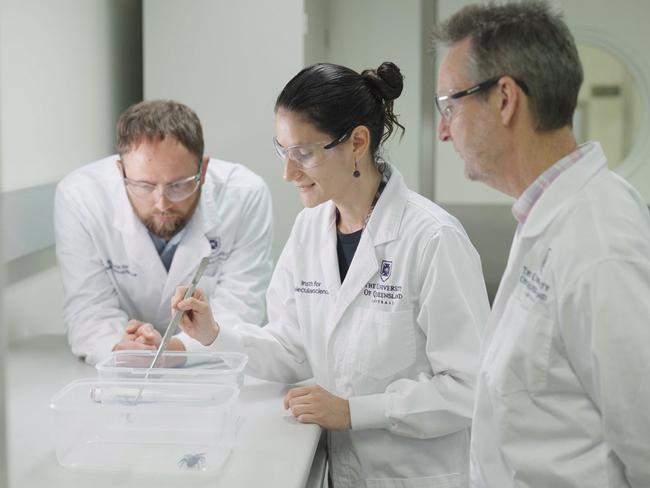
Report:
272,131,351,170
435,75,529,121
119,160,202,202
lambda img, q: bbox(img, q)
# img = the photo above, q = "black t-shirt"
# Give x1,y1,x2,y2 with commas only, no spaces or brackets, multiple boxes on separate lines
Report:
336,227,363,282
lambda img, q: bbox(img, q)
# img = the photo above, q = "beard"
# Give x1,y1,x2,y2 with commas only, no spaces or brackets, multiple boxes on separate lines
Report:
132,194,201,241
142,211,188,240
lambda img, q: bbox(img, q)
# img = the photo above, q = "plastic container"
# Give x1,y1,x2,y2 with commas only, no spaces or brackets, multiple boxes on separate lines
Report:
96,350,248,387
50,378,239,474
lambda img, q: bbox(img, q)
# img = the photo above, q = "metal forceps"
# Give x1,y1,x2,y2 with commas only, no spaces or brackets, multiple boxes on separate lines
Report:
133,256,211,404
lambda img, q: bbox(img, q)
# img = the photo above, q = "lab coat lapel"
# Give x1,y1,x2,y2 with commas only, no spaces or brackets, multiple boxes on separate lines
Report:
518,142,606,240
320,203,342,297
112,184,167,285
483,234,529,350
333,231,378,320
162,204,211,309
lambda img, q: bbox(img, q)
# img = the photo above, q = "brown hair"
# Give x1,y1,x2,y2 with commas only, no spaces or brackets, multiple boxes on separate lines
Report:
116,100,204,160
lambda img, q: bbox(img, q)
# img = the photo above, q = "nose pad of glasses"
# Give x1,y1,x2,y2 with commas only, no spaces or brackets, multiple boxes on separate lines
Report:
152,186,172,208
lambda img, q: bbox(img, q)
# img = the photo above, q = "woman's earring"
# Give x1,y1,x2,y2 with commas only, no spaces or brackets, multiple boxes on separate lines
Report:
353,160,361,178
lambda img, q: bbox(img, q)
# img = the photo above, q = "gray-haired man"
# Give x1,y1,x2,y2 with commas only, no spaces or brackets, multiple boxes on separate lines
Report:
433,2,650,486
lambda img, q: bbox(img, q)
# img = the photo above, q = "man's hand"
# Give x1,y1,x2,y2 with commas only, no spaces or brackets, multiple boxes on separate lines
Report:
284,385,352,430
112,320,186,367
131,322,162,348
113,319,158,351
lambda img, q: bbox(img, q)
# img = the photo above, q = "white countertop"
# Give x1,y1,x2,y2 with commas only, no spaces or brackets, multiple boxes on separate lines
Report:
7,334,325,488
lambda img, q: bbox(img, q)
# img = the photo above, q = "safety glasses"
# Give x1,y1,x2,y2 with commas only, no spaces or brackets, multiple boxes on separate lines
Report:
273,131,351,170
436,75,529,121
119,160,202,202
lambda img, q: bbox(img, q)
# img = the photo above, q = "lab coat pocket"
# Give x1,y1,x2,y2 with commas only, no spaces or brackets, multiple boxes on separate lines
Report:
354,309,416,380
484,295,553,396
366,472,460,488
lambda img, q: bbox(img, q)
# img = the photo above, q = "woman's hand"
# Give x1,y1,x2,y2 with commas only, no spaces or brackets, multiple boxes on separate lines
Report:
284,384,351,430
171,286,220,346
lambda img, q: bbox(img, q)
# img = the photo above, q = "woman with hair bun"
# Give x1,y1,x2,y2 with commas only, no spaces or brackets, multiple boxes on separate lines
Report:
168,62,489,487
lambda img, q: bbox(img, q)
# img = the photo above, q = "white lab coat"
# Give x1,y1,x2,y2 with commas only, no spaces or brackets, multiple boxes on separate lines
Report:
470,142,650,488
184,165,489,488
54,155,273,365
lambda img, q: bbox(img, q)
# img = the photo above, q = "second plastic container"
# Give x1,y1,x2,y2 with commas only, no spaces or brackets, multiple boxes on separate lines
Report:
96,350,248,387
50,378,239,474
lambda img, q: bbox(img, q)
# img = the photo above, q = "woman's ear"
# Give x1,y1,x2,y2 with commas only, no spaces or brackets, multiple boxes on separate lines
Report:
350,125,371,162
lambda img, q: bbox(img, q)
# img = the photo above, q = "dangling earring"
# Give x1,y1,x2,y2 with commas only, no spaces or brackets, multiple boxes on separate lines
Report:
353,160,361,178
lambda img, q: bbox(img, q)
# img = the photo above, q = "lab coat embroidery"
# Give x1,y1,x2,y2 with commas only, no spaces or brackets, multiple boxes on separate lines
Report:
362,281,404,306
379,259,392,282
295,280,329,295
518,264,550,303
104,259,137,277
208,236,232,262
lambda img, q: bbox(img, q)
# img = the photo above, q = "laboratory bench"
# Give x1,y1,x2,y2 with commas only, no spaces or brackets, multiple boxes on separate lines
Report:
6,334,326,487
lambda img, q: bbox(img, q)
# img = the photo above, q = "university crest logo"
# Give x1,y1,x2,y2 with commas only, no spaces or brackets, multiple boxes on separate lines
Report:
209,238,220,251
380,260,393,282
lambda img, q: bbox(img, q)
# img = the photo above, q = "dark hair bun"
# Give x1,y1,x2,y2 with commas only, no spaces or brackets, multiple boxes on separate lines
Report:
362,62,404,101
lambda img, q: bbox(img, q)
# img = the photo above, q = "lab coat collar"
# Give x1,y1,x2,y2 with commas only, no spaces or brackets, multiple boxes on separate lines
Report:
323,163,408,241
111,165,168,280
161,203,211,309
196,163,223,234
364,164,409,246
517,142,606,239
111,159,139,236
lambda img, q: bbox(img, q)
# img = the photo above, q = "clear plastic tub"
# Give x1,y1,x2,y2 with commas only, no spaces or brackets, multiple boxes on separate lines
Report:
50,378,239,474
96,350,248,387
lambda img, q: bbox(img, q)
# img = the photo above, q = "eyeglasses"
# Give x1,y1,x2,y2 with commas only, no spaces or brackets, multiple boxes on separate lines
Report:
273,131,351,169
120,160,202,202
435,75,529,121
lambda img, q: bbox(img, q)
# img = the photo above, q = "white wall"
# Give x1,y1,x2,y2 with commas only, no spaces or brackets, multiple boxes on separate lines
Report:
576,45,629,168
563,0,650,200
324,0,426,194
0,0,142,342
143,0,305,259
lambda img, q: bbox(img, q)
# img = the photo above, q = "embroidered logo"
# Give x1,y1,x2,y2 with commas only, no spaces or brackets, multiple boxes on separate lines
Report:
207,236,232,261
104,259,137,277
295,280,329,295
380,260,393,282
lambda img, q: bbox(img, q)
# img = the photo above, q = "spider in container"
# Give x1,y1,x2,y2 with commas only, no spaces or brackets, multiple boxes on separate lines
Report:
177,452,207,471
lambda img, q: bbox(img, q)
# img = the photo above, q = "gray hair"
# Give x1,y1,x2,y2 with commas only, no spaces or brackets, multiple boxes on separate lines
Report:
432,1,583,131
116,100,204,160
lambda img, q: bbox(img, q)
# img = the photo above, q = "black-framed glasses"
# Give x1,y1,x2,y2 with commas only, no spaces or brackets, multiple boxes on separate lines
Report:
273,130,352,170
435,75,530,121
120,159,203,202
